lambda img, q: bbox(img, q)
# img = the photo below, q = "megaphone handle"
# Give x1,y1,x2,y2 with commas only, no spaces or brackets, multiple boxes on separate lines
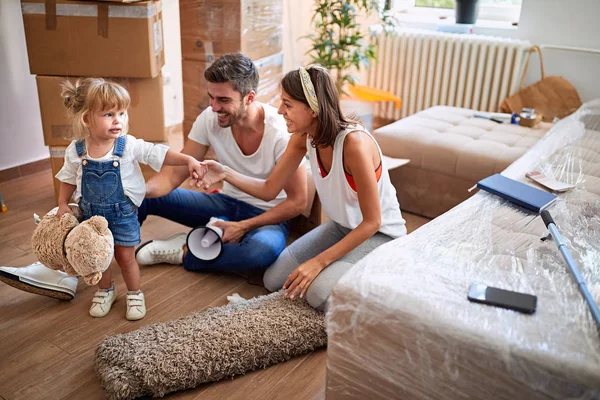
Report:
201,230,219,248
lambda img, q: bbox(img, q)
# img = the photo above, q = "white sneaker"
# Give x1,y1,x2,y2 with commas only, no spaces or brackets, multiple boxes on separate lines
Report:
126,291,146,321
135,233,187,265
0,262,78,300
89,284,117,318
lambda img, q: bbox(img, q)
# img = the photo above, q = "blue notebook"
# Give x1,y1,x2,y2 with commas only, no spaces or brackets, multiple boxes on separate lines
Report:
477,174,558,213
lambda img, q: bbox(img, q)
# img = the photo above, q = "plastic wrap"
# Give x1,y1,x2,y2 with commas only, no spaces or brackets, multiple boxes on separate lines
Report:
179,0,283,63
326,100,600,400
180,0,284,135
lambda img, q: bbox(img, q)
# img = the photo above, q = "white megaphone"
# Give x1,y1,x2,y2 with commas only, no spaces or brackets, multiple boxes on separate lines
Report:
186,216,227,261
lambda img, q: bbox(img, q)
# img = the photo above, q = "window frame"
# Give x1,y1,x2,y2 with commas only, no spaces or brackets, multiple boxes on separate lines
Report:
390,0,522,23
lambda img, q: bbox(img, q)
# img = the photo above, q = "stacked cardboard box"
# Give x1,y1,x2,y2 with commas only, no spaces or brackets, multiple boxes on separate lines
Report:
20,0,166,203
21,0,164,78
179,0,284,138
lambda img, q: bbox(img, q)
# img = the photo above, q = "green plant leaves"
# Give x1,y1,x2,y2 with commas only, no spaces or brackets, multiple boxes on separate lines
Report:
306,0,396,93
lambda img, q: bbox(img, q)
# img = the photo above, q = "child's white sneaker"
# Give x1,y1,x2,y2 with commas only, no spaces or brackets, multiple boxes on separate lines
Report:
126,291,146,321
89,284,116,318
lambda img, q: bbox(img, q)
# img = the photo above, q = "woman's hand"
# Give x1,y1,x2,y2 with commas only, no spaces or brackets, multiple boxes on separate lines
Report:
283,258,327,300
56,204,73,218
190,160,226,190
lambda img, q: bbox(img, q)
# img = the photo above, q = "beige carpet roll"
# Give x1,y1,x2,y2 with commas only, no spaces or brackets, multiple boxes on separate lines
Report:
95,291,326,400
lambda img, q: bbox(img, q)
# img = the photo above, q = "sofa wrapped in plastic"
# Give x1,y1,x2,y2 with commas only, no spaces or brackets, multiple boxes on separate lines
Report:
326,100,600,399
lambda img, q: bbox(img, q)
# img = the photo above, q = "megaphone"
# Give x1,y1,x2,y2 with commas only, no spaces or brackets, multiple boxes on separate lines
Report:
186,216,227,261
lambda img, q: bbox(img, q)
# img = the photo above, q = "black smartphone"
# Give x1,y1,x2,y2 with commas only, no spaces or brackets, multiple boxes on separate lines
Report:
467,283,537,314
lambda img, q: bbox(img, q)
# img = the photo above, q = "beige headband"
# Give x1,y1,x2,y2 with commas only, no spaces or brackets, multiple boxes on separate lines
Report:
298,67,319,115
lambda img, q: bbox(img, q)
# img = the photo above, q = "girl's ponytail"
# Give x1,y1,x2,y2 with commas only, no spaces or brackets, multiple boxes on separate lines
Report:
61,79,83,114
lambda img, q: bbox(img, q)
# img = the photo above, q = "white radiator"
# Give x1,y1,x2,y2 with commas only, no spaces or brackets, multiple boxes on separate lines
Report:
368,28,531,119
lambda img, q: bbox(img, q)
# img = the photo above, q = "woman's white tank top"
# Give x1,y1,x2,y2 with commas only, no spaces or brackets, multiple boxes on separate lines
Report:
307,125,407,238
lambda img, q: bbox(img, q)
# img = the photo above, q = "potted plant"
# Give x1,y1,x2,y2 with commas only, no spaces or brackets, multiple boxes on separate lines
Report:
304,0,397,130
305,0,396,95
455,0,480,24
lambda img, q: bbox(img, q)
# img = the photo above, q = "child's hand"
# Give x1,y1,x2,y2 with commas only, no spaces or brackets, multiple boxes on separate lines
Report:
187,157,206,184
56,204,73,218
190,160,226,190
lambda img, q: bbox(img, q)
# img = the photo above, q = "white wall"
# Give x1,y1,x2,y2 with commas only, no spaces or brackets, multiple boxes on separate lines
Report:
512,0,600,102
161,0,184,127
283,0,312,72
0,0,48,171
0,0,183,172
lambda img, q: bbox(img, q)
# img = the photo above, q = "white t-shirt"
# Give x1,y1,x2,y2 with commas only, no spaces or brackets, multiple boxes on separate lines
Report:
187,103,292,211
56,135,168,207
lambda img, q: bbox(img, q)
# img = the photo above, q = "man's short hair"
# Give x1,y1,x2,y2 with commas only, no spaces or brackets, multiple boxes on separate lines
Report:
204,52,259,98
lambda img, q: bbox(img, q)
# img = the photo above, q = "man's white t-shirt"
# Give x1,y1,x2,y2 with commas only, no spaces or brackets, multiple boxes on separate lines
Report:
187,103,290,211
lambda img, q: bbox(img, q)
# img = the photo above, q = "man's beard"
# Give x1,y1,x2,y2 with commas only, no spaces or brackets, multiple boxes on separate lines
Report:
217,101,246,128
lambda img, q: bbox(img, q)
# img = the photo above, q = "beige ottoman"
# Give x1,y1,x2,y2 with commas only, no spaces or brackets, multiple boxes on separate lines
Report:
374,106,552,218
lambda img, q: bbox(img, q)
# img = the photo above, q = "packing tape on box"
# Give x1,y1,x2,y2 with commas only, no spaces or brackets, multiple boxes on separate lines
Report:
254,52,284,69
49,148,66,158
45,0,56,30
98,3,108,38
23,1,161,35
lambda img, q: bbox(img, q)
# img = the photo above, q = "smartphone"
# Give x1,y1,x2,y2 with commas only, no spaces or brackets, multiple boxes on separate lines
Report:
467,283,537,314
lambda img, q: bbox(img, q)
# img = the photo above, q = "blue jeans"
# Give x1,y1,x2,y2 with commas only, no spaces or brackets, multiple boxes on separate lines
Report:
138,189,289,274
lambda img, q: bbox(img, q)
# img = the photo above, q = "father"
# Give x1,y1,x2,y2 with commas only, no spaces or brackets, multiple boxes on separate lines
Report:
0,52,307,299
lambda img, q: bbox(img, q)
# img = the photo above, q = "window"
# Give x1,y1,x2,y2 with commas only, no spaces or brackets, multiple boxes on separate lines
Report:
392,0,522,23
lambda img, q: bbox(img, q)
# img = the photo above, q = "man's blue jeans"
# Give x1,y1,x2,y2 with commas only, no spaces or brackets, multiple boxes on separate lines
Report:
138,189,289,274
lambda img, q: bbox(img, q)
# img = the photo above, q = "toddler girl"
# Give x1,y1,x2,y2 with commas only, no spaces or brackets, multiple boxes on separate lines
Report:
56,78,203,320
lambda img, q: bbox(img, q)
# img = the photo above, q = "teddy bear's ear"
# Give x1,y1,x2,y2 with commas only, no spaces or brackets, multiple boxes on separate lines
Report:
88,216,109,234
84,272,102,286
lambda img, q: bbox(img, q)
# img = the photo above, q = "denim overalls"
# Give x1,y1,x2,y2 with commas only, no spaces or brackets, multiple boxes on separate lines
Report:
76,135,141,247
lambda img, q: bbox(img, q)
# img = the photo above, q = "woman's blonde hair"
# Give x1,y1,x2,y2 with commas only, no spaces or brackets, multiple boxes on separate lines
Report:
61,78,131,140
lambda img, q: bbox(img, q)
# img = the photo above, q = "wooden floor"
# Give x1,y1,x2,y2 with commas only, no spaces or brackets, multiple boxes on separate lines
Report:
0,169,430,400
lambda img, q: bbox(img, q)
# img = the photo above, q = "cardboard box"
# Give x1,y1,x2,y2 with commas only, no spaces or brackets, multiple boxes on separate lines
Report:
37,75,166,146
182,52,283,131
254,53,283,107
179,0,282,63
183,117,197,141
21,0,164,78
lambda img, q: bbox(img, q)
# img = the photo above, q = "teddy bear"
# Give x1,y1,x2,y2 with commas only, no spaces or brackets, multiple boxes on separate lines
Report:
31,204,113,285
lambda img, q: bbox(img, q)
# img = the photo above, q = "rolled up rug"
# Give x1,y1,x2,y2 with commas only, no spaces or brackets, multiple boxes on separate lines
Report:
95,291,327,400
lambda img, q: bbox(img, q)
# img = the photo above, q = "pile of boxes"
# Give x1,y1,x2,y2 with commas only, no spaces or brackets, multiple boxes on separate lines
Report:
20,0,285,202
20,0,167,202
179,0,284,138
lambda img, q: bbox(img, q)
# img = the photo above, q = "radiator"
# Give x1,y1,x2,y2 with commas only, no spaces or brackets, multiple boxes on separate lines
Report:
368,28,531,119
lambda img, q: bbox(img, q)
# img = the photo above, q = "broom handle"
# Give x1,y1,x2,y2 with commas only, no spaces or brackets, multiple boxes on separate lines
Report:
541,210,600,328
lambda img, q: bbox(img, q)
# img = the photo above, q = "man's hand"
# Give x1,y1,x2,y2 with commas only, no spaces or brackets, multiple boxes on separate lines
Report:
189,160,226,190
56,204,73,218
211,219,249,243
283,258,327,300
